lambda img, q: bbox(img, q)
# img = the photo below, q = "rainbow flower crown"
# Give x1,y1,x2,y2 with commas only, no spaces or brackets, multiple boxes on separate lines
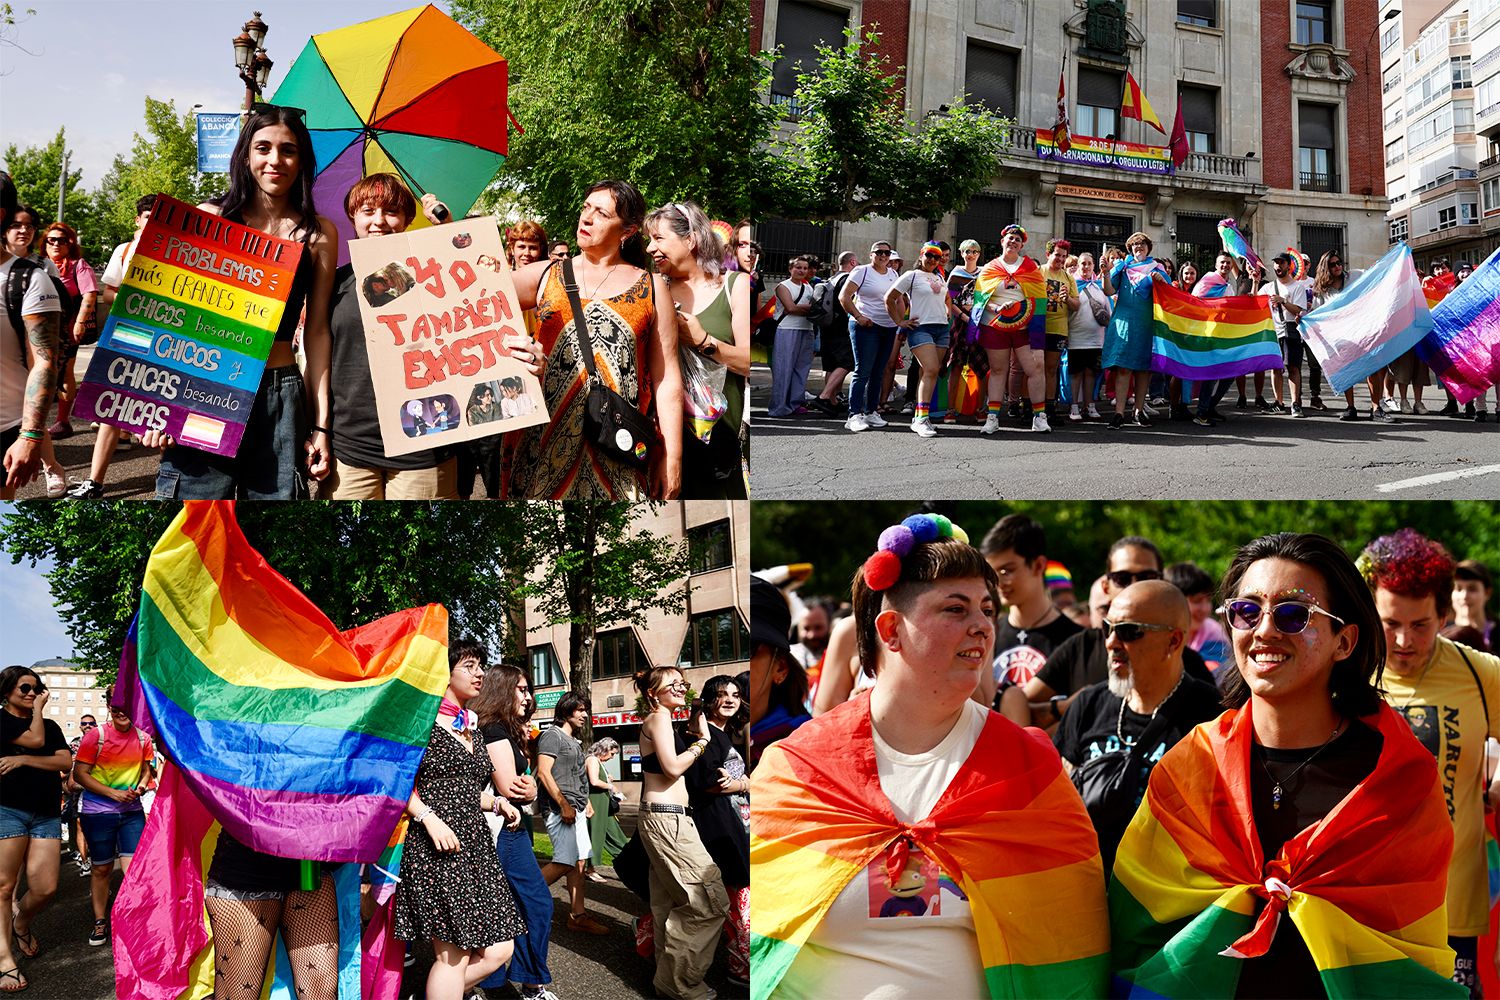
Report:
861,513,972,591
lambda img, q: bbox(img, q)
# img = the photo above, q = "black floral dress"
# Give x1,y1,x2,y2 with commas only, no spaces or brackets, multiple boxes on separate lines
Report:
394,723,525,948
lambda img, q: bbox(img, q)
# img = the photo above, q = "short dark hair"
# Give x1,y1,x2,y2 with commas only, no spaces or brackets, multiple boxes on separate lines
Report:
449,639,488,671
0,665,42,705
553,690,591,723
135,194,158,216
1165,561,1215,598
852,539,999,677
754,643,808,715
1455,559,1493,592
692,673,749,731
979,513,1046,563
1109,535,1163,571
1218,532,1384,717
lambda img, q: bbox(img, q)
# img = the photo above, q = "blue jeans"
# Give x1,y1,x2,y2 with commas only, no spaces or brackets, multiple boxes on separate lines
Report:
848,321,898,415
481,825,554,988
155,364,309,499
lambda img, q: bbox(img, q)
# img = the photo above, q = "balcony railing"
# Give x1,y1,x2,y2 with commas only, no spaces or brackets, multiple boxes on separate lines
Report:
1002,124,1260,181
1480,152,1500,169
1299,170,1341,192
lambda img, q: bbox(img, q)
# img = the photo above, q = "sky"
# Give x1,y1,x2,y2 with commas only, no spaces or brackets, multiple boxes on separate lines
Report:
0,504,74,667
2,0,453,189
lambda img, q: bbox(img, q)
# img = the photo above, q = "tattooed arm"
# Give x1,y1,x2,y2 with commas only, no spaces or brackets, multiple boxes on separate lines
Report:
3,310,60,493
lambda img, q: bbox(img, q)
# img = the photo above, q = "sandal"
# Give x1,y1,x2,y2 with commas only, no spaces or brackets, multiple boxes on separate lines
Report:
0,967,26,993
9,929,36,960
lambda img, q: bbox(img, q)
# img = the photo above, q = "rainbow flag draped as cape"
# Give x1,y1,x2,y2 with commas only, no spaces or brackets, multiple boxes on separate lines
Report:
1419,244,1500,405
111,500,448,1000
751,693,1109,1000
969,255,1047,350
1150,279,1281,380
1110,702,1462,999
1301,243,1435,393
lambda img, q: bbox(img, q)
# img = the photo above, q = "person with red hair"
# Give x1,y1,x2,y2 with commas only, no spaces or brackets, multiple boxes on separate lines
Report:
38,221,96,441
1364,528,1500,998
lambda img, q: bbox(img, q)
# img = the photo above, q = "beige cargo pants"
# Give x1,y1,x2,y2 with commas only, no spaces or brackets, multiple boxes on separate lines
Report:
639,810,731,1000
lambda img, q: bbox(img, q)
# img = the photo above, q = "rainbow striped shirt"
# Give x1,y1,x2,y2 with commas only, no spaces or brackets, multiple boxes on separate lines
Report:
77,723,154,814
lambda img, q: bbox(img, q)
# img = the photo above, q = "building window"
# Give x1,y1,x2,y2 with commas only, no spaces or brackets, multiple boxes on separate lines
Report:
1382,64,1402,94
1180,85,1217,154
965,42,1019,118
1174,212,1226,274
529,643,566,689
954,195,1018,257
66,706,76,716
1452,56,1472,88
1483,178,1500,215
1460,200,1478,224
687,520,732,573
770,1,849,114
1296,1,1332,44
1385,138,1404,166
1077,68,1122,139
1383,103,1403,130
593,627,649,679
1298,103,1339,192
1438,206,1458,229
679,609,751,667
756,218,834,284
1449,14,1469,40
1300,224,1345,268
1381,21,1400,53
1177,0,1215,27
1389,217,1408,244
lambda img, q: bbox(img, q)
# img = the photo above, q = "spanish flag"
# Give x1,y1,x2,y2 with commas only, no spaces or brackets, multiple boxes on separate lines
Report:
1121,72,1165,135
1110,702,1463,998
751,692,1110,999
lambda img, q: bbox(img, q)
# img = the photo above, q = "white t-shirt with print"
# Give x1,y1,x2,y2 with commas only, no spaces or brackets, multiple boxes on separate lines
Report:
1258,277,1309,330
778,698,990,1000
1,256,63,431
890,268,951,326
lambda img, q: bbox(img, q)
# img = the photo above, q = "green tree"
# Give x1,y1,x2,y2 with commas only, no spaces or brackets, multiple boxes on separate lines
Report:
759,28,1013,223
450,0,759,242
3,128,96,247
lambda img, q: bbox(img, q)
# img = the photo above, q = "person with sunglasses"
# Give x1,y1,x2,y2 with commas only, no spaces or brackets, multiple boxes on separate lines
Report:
1112,532,1462,999
1362,529,1500,998
38,222,97,442
0,667,71,992
1052,580,1221,870
63,714,97,872
73,702,155,947
886,241,960,437
0,200,63,501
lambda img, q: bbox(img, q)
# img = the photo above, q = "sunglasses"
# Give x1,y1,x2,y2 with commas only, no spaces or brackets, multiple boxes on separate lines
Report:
251,101,307,120
44,237,68,244
1102,620,1176,643
80,720,97,727
1218,599,1347,634
921,253,942,260
17,683,43,694
1105,569,1162,589
872,249,892,256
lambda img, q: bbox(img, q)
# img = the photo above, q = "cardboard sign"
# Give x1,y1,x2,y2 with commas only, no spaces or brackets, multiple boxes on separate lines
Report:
346,217,548,457
74,195,303,457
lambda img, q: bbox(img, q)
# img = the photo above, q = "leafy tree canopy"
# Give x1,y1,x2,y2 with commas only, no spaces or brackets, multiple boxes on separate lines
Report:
3,128,96,249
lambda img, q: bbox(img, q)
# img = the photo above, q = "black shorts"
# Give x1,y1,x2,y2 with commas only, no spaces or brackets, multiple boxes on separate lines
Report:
1068,348,1102,374
205,832,342,897
1044,334,1069,354
822,321,855,371
1279,331,1305,369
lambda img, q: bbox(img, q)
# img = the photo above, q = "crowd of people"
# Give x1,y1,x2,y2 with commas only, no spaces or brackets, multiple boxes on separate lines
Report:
751,510,1500,998
0,104,751,502
750,227,1497,437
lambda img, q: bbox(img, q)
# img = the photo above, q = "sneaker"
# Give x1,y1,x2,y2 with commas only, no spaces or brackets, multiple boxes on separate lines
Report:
89,918,106,946
912,417,937,438
1439,399,1461,416
47,419,73,439
520,989,561,1000
808,397,837,416
1339,406,1359,422
900,402,915,415
1372,406,1395,423
1476,410,1488,423
1086,404,1100,419
1068,405,1083,422
1008,400,1023,418
1272,402,1291,415
865,411,888,428
1170,403,1192,422
1109,413,1125,429
979,413,1000,435
566,911,610,936
1399,398,1413,414
1192,414,1212,427
1380,397,1401,414
1148,396,1169,408
1031,412,1051,433
1309,396,1328,411
116,434,134,451
1141,402,1161,418
65,478,103,499
1255,396,1272,412
1134,409,1152,427
1290,404,1305,418
1412,400,1428,415
845,413,869,433
1236,396,1249,409
44,468,69,498
79,864,91,877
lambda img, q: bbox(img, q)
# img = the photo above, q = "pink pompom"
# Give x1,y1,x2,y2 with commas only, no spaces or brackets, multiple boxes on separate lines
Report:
863,550,903,591
878,525,916,557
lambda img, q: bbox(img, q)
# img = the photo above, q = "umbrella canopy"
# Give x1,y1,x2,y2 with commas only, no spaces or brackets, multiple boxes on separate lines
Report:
272,4,512,265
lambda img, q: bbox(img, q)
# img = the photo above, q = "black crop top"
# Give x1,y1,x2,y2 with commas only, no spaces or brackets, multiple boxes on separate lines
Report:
641,731,688,774
223,207,314,344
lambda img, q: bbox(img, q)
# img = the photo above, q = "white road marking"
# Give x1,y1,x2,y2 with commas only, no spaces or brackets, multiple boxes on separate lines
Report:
1375,464,1500,493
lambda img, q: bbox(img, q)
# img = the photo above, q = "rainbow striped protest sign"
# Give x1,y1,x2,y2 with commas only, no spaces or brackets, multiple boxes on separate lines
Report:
74,195,304,457
1035,128,1173,175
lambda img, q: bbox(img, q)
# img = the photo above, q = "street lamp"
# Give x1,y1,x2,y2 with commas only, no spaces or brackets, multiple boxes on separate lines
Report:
233,11,271,111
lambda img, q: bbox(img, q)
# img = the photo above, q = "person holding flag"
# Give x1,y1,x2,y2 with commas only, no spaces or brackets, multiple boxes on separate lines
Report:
1102,232,1171,428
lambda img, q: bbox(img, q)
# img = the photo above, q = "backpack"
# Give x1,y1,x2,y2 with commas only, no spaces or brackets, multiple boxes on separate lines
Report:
4,256,72,368
806,280,838,330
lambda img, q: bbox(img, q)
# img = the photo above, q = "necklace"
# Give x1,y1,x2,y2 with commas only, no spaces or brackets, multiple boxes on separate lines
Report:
1258,719,1345,810
1012,603,1058,646
582,261,622,299
1115,670,1185,744
1393,644,1439,714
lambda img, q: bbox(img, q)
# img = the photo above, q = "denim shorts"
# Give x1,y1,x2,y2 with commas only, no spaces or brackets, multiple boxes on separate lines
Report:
906,323,951,351
156,364,309,499
0,804,62,840
80,809,145,865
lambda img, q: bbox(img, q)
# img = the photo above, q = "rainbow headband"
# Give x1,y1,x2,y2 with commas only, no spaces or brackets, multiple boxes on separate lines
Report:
861,513,972,591
1001,224,1028,244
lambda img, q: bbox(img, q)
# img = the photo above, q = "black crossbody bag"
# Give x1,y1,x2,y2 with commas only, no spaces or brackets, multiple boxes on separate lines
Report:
560,258,656,470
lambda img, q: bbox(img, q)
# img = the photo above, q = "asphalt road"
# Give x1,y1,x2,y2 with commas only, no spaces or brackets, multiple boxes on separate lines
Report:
750,364,1500,499
13,819,746,1000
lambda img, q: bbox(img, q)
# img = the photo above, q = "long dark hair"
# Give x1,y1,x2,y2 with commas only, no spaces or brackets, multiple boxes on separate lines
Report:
217,104,320,241
471,662,530,754
690,673,749,732
0,665,43,710
1218,532,1385,716
585,179,648,270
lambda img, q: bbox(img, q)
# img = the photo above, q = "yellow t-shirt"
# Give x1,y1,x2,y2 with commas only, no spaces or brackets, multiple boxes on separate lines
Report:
1381,637,1500,936
1043,266,1077,339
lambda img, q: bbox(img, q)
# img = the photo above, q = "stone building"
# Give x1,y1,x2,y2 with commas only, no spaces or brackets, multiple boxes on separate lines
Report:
29,659,104,742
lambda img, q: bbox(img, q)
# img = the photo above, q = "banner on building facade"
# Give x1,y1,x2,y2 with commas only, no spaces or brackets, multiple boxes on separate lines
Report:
74,195,302,457
195,113,241,174
1035,128,1173,176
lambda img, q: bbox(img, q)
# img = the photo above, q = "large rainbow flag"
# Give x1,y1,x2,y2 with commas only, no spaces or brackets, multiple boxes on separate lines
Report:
751,693,1109,999
1149,279,1280,380
1301,243,1434,393
1419,244,1500,405
969,255,1047,350
1111,702,1463,999
111,500,448,1000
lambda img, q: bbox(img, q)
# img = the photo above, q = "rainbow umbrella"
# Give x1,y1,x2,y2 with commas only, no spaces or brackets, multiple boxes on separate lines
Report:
271,4,513,264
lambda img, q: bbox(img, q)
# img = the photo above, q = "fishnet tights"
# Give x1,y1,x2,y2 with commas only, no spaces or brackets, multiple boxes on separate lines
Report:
205,878,339,1000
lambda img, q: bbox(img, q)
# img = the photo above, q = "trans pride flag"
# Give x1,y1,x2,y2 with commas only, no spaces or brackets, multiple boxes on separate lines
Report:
1419,243,1500,404
969,255,1047,350
751,692,1109,999
111,500,448,1000
1110,703,1462,999
1301,243,1434,393
1149,280,1280,380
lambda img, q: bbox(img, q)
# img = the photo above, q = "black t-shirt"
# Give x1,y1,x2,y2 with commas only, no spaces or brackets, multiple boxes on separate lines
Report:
1,711,68,816
328,263,446,471
994,610,1083,689
479,721,529,806
1037,628,1213,697
1235,721,1383,1000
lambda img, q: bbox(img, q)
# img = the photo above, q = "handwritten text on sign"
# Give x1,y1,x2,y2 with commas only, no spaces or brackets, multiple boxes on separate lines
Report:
74,194,303,456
